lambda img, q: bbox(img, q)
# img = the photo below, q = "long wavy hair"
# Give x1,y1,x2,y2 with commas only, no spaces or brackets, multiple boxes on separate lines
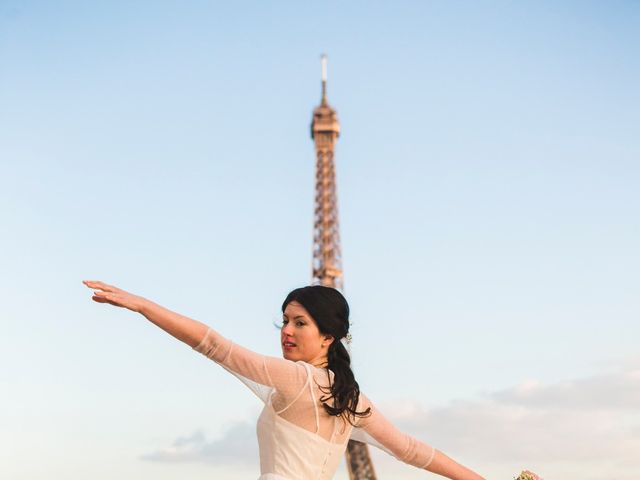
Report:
281,285,371,425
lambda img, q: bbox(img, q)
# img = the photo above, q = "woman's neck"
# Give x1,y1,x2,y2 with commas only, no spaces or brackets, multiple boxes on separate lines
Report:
310,356,329,369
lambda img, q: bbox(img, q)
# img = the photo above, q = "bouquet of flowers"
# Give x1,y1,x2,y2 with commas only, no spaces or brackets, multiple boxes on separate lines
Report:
514,471,542,480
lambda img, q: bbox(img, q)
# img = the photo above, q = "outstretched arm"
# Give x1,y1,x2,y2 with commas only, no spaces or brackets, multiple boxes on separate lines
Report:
83,280,308,400
425,450,485,480
355,393,485,480
83,280,208,348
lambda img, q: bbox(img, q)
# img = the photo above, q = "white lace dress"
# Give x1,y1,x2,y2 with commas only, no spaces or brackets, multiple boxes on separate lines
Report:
193,328,436,480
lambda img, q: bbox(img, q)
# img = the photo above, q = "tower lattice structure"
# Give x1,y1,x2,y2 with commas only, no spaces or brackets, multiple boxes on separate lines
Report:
310,55,378,480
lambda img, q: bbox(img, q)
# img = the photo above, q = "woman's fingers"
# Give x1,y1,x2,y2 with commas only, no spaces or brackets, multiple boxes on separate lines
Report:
94,297,124,308
84,280,143,313
92,291,127,308
83,280,120,293
92,290,115,301
89,288,142,312
91,295,112,304
83,280,107,290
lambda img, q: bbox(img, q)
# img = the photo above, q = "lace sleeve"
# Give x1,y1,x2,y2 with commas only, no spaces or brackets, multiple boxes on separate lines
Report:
192,327,308,403
352,393,436,469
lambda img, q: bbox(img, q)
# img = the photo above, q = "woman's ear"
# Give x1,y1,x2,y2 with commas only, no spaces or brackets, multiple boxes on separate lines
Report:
323,335,334,348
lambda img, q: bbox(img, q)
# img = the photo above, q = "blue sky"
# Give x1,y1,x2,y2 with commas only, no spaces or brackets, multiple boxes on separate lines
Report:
1,1,639,479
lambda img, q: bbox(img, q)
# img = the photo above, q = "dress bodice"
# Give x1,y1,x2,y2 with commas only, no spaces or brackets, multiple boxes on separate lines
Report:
257,400,350,480
256,362,351,479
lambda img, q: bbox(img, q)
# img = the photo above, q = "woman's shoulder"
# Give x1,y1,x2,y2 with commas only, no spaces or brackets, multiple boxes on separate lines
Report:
309,363,335,378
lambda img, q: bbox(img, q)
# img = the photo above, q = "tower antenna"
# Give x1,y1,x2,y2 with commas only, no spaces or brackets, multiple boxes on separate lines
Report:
321,54,328,105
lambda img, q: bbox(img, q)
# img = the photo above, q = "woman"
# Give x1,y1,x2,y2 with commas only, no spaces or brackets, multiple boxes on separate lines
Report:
84,280,495,480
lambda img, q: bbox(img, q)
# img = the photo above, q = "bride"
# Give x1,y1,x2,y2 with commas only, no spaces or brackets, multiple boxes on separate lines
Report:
84,280,539,480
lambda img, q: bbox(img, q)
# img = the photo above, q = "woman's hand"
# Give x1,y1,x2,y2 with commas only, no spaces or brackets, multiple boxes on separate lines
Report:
83,280,146,313
84,279,208,347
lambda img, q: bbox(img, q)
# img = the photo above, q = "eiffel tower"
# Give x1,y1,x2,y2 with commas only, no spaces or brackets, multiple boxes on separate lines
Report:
310,55,378,480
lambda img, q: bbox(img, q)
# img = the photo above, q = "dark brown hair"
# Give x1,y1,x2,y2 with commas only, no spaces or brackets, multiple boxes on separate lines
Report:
282,285,371,424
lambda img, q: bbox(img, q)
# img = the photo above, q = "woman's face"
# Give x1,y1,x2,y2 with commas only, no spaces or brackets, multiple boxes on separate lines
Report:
281,301,333,366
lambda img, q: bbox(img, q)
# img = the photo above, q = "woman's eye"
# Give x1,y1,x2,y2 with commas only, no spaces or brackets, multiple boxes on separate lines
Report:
296,321,305,327
281,319,288,325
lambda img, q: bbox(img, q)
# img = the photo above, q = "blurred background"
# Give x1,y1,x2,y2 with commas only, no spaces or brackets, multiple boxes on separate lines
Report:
1,1,638,479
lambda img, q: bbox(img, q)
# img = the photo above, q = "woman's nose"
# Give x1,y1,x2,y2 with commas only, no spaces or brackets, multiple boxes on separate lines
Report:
282,324,294,336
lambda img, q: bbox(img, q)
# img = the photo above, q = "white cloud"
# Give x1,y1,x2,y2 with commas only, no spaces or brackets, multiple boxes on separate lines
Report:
143,360,640,479
380,361,640,479
489,367,640,411
141,422,258,465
